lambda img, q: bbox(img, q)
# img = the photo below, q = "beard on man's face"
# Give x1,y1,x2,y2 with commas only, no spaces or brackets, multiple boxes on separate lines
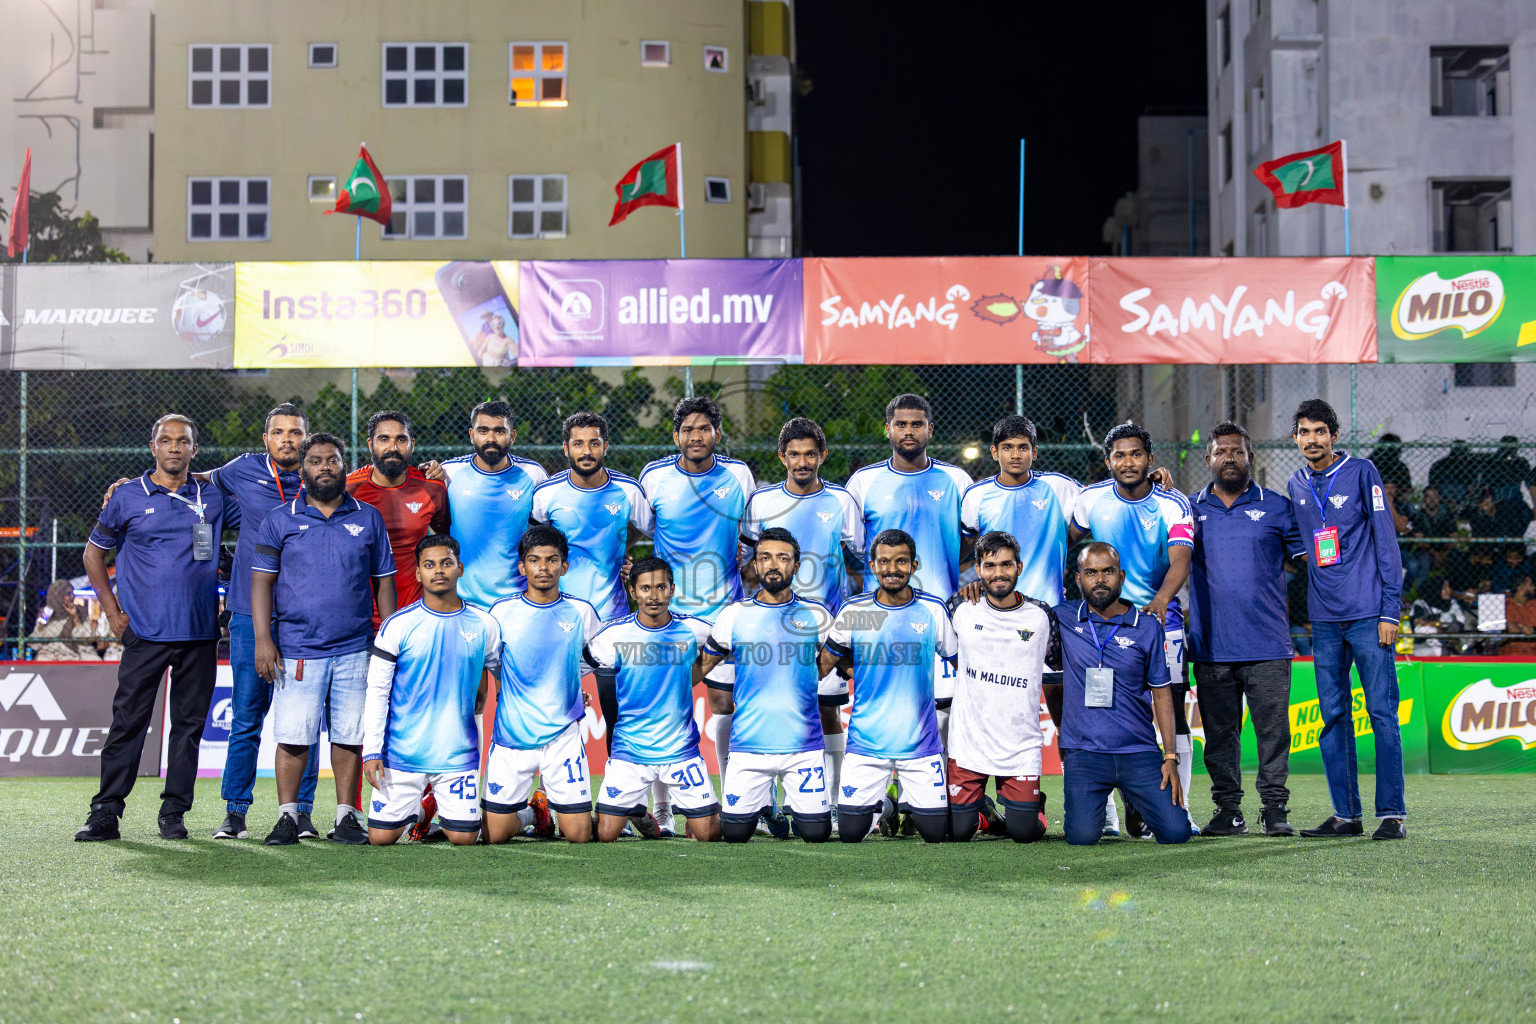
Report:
304,471,346,502
373,450,409,477
1084,583,1119,611
476,440,507,465
760,571,792,596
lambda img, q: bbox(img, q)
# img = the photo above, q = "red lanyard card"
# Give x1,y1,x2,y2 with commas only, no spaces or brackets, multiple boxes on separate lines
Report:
1313,526,1341,567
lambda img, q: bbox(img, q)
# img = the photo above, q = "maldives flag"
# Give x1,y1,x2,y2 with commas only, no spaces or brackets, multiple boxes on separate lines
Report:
325,144,392,225
6,147,30,259
609,144,680,226
1254,140,1347,209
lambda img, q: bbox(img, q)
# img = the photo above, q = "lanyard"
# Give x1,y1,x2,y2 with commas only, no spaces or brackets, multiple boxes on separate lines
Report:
268,456,288,502
1307,467,1338,525
1085,614,1121,668
163,481,206,523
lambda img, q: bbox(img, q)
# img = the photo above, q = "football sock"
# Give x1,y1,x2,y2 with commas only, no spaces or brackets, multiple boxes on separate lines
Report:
838,811,873,843
910,811,948,844
936,707,950,755
651,780,669,814
335,804,355,826
949,809,979,843
1176,734,1195,822
721,818,756,844
823,732,845,809
1103,792,1121,830
516,806,536,829
709,713,731,781
279,802,299,822
1005,804,1046,844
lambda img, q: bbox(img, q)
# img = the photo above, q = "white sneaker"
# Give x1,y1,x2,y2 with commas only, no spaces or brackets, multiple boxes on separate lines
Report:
1102,794,1121,838
654,804,675,838
829,806,840,836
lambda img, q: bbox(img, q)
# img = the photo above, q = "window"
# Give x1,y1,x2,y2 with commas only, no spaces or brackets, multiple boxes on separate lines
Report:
1219,123,1233,184
309,43,337,69
188,177,269,241
1431,178,1512,252
188,44,270,107
704,45,728,73
1431,46,1510,116
641,41,670,67
308,176,336,203
704,177,731,203
1247,75,1268,154
509,175,567,238
384,175,467,239
509,43,567,106
1216,7,1231,69
1454,364,1516,387
382,43,468,107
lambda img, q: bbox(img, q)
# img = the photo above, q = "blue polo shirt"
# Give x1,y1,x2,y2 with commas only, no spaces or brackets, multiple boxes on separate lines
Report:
1285,452,1403,624
1187,481,1304,663
251,492,395,658
89,471,235,643
208,452,302,617
1052,601,1169,755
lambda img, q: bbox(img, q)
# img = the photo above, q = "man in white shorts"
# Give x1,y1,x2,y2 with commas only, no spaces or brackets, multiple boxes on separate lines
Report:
701,527,834,843
587,557,722,842
483,525,603,843
362,534,499,846
818,529,958,844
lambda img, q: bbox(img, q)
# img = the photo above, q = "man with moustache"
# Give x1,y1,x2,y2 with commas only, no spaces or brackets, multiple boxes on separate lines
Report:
347,410,449,617
1188,422,1303,838
252,433,397,845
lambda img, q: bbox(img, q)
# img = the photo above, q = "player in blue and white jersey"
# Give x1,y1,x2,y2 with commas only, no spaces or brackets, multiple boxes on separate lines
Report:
362,534,500,846
483,524,603,844
960,415,1081,606
587,557,722,843
819,529,958,844
702,528,834,844
436,401,548,607
1070,421,1198,833
529,412,652,622
738,417,863,819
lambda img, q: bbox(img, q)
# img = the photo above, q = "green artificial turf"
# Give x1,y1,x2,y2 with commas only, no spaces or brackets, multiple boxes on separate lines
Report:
3,774,1533,1023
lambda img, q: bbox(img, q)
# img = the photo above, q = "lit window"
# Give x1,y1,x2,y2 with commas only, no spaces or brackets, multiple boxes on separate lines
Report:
704,45,728,73
509,175,568,238
188,45,271,108
308,176,337,203
309,43,337,69
641,41,670,67
188,177,270,241
384,175,468,239
382,43,468,107
509,43,567,107
704,177,731,203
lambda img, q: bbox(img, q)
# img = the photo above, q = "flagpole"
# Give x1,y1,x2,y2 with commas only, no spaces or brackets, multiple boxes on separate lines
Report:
1017,138,1026,256
1341,139,1350,256
355,216,362,260
675,141,686,259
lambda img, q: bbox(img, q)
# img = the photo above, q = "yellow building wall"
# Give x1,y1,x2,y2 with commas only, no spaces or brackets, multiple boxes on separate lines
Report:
152,0,747,262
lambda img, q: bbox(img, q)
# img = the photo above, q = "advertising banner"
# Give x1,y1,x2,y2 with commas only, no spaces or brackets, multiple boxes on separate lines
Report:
0,661,162,777
804,257,1093,365
234,261,520,368
1376,256,1536,363
517,259,802,365
1423,662,1536,773
7,263,234,370
1089,257,1377,364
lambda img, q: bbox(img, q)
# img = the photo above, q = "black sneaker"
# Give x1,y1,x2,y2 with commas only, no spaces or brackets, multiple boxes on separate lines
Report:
263,814,301,846
212,812,247,839
1371,817,1406,841
761,809,791,840
75,808,120,842
628,810,662,840
294,812,319,839
1300,815,1364,838
328,814,368,845
1202,809,1249,836
1260,807,1295,837
158,812,188,839
1125,807,1153,839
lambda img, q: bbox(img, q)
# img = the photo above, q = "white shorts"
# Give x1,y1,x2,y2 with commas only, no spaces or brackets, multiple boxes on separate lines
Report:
367,766,481,832
721,749,831,821
483,722,592,815
597,754,720,819
933,653,956,705
817,669,849,706
1165,627,1186,685
840,752,948,815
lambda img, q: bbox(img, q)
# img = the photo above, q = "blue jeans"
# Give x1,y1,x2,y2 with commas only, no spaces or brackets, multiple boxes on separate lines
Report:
1310,618,1407,820
1062,748,1190,846
222,613,317,815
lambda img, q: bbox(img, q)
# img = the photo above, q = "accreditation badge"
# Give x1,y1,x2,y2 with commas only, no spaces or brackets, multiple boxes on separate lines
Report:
1313,526,1340,567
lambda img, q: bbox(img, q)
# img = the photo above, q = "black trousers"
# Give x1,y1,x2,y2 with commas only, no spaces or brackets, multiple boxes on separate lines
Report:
1192,659,1292,812
91,628,219,817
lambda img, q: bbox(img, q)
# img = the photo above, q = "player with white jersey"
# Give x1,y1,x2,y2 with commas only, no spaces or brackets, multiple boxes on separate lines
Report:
362,534,500,846
587,557,722,842
483,525,603,844
946,531,1062,844
703,528,835,844
819,528,958,844
1071,422,1198,834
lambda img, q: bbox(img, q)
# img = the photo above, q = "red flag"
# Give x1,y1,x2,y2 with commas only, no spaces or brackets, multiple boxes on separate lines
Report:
7,148,30,259
1253,141,1348,209
324,144,393,226
609,144,681,226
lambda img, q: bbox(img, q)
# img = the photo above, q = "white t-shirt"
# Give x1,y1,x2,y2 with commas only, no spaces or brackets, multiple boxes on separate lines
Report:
946,593,1061,777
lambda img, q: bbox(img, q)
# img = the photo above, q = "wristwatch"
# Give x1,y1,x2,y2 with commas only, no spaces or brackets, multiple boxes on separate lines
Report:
1163,753,1180,764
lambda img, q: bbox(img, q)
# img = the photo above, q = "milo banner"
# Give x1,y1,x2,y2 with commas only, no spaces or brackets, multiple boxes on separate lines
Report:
234,261,520,367
1376,256,1536,362
1423,662,1536,773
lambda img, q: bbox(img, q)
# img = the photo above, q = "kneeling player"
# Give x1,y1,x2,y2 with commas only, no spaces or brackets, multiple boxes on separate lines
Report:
483,525,603,843
587,557,722,842
363,535,499,846
702,528,833,843
819,529,957,844
949,531,1060,843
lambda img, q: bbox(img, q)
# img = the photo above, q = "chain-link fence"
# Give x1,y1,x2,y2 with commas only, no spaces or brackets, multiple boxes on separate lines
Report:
6,362,1533,657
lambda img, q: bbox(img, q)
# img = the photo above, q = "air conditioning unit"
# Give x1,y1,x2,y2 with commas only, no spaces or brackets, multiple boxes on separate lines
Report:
748,78,767,106
747,183,768,213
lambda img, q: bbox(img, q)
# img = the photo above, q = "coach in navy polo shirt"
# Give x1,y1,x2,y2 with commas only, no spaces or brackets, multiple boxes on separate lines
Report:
1051,542,1189,846
1188,422,1305,839
76,414,235,842
251,432,396,846
1287,399,1406,841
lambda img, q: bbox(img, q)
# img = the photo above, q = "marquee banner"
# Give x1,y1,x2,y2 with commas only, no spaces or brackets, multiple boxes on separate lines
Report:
1375,256,1536,363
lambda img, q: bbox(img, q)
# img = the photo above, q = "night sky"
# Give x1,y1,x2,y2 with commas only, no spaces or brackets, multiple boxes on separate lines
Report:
795,4,1209,257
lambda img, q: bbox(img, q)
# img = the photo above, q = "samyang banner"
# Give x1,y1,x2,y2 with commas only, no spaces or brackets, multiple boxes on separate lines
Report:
5,263,235,370
517,259,802,365
1088,257,1377,364
234,261,520,367
1376,256,1536,363
804,257,1094,364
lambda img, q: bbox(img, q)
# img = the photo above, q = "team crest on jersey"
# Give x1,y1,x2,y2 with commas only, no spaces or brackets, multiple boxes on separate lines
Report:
344,523,364,537
1031,498,1049,510
927,489,945,501
406,502,423,514
1138,516,1157,530
459,630,480,644
911,622,928,635
713,487,730,499
372,800,385,812
488,782,502,795
1329,495,1349,509
842,785,856,798
558,621,575,633
817,511,834,523
606,786,621,798
793,619,812,630
507,488,525,500
725,794,740,806
1114,636,1135,648
1245,509,1266,521
1017,628,1034,641
603,503,623,515
1371,485,1385,511
948,784,962,797
674,640,689,651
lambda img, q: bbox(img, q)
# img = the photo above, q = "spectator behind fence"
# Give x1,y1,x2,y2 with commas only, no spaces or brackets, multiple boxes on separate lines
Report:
1486,436,1533,510
1428,441,1480,511
1367,433,1413,492
1489,546,1531,595
1502,574,1536,656
28,580,98,662
1406,486,1458,594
